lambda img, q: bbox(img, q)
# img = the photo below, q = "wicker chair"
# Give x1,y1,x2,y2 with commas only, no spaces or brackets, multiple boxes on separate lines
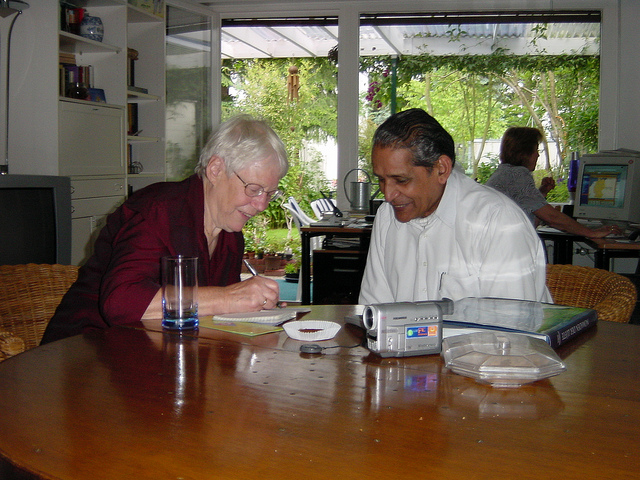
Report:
0,330,25,361
546,264,637,323
0,263,79,353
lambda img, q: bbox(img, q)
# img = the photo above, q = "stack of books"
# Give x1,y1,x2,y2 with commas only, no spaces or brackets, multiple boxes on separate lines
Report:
59,52,93,97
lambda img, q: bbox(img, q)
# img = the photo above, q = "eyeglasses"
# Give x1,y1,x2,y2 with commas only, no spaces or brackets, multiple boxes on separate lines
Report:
235,172,283,202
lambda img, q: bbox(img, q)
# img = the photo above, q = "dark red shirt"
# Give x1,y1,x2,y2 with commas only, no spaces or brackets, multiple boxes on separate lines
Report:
41,175,243,343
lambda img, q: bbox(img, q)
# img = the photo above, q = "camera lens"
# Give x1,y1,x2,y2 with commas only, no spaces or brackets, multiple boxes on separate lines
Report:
363,306,377,331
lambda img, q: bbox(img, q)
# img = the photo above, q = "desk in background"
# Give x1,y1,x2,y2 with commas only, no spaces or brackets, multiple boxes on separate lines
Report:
583,237,640,271
538,226,640,270
537,227,582,264
1,306,639,479
300,225,371,304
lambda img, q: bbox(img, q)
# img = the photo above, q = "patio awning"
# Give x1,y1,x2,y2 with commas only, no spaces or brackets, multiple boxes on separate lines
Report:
167,10,601,59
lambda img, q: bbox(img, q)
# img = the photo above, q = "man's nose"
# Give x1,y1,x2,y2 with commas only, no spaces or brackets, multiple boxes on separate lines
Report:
382,185,397,202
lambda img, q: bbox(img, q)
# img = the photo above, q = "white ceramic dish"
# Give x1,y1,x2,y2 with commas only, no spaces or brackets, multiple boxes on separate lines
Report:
283,320,341,341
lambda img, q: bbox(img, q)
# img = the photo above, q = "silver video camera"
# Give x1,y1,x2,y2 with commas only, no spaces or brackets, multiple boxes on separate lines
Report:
362,299,452,358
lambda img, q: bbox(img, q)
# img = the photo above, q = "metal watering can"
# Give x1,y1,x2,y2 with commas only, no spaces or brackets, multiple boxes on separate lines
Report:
343,168,373,212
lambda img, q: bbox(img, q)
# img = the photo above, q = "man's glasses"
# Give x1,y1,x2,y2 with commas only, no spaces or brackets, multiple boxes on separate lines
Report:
235,172,283,202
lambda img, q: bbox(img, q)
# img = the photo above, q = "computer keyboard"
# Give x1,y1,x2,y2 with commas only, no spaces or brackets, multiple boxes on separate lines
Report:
538,225,640,241
537,226,563,234
607,234,629,240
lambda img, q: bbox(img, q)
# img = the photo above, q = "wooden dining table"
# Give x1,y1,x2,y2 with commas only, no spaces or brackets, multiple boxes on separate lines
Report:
1,304,639,480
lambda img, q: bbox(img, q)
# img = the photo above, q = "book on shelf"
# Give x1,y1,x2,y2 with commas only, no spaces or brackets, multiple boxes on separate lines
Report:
443,297,597,349
59,52,76,65
127,48,138,87
60,64,94,90
127,103,138,135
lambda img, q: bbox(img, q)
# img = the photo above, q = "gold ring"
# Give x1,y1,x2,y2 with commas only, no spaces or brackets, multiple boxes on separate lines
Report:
263,299,267,305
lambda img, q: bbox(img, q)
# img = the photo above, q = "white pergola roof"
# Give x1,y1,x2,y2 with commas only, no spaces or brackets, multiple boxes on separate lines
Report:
167,11,600,59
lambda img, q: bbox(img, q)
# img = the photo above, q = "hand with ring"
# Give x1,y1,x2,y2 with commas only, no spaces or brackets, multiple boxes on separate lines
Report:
216,275,281,313
588,224,623,239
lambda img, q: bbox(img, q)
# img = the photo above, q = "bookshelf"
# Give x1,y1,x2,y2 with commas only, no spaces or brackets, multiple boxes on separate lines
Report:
126,5,165,192
54,0,166,264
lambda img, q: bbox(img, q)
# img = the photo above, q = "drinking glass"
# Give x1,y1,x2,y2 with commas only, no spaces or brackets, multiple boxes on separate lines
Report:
161,256,199,330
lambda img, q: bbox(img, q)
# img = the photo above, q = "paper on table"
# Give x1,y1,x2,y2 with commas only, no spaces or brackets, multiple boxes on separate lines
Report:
199,317,283,337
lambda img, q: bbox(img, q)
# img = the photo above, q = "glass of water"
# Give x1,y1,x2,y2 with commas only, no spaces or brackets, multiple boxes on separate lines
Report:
161,255,199,330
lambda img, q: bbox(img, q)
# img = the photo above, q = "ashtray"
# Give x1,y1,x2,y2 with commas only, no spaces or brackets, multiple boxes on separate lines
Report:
283,320,341,341
441,332,566,388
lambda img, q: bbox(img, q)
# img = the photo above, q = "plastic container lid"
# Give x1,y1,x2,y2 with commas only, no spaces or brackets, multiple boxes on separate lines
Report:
441,332,566,388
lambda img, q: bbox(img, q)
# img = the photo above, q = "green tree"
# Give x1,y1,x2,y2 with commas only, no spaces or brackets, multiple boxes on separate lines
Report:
223,57,338,229
361,52,600,180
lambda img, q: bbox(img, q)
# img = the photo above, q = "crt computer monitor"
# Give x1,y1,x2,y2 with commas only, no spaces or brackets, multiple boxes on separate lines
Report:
0,174,72,265
573,150,640,228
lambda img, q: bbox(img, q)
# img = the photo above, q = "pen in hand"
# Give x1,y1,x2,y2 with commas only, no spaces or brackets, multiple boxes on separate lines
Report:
243,258,259,276
243,259,284,308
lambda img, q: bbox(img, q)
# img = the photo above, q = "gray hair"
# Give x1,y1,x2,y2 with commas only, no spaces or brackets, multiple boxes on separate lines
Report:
195,114,288,178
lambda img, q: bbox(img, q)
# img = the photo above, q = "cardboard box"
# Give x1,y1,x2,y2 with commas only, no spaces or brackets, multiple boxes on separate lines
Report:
128,0,165,18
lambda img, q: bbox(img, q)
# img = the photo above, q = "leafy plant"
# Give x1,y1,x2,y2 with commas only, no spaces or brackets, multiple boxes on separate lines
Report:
284,261,300,275
475,155,499,183
243,217,268,252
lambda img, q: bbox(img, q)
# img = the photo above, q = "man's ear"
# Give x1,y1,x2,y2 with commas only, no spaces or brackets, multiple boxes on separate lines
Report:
205,156,225,184
436,155,453,184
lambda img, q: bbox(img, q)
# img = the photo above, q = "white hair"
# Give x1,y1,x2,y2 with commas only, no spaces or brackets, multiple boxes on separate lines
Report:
195,114,288,178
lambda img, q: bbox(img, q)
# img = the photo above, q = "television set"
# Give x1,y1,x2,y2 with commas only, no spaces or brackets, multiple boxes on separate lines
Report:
573,150,640,228
0,174,72,265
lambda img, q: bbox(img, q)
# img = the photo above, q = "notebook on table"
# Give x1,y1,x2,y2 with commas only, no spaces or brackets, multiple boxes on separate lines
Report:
212,307,310,326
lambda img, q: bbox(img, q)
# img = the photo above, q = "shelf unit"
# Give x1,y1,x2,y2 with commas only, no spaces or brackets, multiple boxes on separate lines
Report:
55,0,166,264
126,4,165,192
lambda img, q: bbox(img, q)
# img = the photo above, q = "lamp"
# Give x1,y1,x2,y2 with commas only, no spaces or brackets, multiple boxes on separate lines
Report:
0,0,29,18
0,0,29,174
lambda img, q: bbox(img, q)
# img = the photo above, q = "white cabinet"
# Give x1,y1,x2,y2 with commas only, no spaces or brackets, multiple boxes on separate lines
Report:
59,98,127,263
58,99,125,176
70,177,126,265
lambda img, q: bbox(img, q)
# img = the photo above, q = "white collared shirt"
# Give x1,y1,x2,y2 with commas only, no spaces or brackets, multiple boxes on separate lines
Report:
359,168,551,304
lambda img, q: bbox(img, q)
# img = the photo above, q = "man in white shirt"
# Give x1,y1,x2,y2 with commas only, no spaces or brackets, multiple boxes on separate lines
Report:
359,108,551,305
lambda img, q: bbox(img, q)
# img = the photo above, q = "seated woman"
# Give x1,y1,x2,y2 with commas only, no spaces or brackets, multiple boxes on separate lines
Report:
486,127,621,238
41,115,288,344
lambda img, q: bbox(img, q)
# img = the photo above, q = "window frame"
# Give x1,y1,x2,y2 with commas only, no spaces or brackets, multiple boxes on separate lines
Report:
193,1,622,211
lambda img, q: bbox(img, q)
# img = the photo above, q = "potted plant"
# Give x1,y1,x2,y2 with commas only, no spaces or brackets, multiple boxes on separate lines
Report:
243,216,268,257
262,247,280,271
284,260,300,282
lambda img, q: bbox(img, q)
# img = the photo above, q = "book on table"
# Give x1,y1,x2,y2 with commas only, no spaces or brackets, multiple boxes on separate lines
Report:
443,297,597,348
